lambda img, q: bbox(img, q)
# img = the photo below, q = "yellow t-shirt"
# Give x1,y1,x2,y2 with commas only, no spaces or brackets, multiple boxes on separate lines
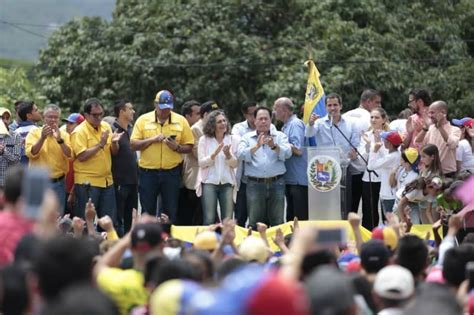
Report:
71,121,113,187
97,268,148,315
131,110,194,169
25,127,71,178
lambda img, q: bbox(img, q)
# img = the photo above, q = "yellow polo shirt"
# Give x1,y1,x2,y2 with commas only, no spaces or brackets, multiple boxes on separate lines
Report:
71,121,113,187
25,128,71,179
131,110,193,169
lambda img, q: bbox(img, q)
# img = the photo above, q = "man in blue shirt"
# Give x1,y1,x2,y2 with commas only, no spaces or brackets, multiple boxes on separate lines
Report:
238,107,291,229
273,97,308,221
304,93,361,218
305,93,360,157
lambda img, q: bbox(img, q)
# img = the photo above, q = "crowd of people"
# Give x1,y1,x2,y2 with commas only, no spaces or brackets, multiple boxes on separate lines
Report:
0,87,474,314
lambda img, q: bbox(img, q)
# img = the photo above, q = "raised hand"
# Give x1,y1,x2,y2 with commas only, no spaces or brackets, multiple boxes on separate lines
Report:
51,126,61,140
85,198,97,223
267,135,276,148
221,218,236,245
98,215,114,232
72,217,85,236
111,131,124,143
41,125,53,139
257,133,266,147
272,227,285,246
309,113,319,126
212,142,224,159
348,212,361,228
100,130,110,147
223,144,231,158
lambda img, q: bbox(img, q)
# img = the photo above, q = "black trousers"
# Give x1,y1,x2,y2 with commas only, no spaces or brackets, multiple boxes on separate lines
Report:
285,184,308,221
348,173,363,214
114,183,138,236
234,182,248,227
361,181,381,231
177,187,202,225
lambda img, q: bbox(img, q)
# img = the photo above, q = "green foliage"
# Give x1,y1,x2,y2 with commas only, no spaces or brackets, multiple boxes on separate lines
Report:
36,0,474,121
0,66,44,110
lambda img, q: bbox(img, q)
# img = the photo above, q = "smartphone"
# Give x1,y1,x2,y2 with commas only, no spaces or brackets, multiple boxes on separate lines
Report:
466,261,474,291
22,168,50,220
316,227,347,246
168,135,177,140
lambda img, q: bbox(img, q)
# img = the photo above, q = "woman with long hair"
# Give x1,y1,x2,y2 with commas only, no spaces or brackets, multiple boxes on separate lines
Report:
357,107,390,230
420,144,442,178
196,110,239,225
452,118,474,174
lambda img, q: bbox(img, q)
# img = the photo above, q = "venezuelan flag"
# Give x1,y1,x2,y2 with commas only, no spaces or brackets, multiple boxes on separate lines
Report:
303,60,326,124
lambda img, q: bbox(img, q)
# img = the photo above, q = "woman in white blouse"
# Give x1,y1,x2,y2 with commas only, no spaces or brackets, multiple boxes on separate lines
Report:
196,110,239,225
452,118,474,174
357,107,390,230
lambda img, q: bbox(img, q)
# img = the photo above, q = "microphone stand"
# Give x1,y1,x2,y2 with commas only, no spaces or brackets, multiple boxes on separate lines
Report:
330,116,378,229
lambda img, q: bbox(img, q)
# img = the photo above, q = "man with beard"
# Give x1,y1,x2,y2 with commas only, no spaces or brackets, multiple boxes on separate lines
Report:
404,89,432,149
415,100,461,178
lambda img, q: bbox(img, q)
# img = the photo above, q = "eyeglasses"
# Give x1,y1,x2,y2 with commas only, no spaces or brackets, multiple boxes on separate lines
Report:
407,99,415,104
89,112,104,119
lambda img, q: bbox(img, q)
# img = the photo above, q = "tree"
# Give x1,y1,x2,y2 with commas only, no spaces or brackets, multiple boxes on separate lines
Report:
36,0,474,121
0,66,44,110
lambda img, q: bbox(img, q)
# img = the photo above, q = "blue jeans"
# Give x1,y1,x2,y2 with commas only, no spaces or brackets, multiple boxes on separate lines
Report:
51,177,66,215
75,184,118,227
246,177,285,229
138,166,181,223
408,202,421,225
201,183,234,225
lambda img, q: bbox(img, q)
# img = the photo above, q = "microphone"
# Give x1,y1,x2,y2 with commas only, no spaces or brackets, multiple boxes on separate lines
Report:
328,114,333,128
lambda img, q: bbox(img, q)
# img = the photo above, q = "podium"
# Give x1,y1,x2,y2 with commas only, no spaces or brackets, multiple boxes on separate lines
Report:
307,146,348,220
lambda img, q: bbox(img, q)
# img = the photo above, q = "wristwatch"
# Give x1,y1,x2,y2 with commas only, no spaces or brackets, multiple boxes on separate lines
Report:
57,138,64,144
271,145,277,150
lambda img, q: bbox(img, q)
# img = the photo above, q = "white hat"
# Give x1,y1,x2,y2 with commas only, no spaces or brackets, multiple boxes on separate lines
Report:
238,236,269,263
374,265,414,300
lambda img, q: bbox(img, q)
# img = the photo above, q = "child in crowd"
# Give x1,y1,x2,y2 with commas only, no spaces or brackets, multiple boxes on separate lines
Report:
391,148,420,215
420,144,443,178
368,130,402,216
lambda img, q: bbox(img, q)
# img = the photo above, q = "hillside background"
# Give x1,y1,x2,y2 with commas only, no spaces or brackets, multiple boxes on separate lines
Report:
0,0,115,62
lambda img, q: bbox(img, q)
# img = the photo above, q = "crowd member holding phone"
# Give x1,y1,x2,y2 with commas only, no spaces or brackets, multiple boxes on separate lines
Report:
25,104,72,213
238,107,291,229
196,110,239,225
71,98,122,226
131,90,193,222
415,100,461,178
